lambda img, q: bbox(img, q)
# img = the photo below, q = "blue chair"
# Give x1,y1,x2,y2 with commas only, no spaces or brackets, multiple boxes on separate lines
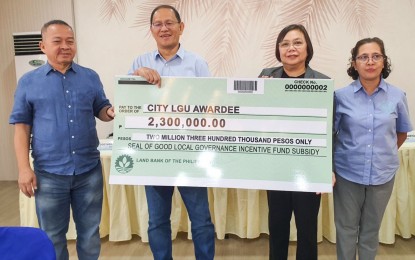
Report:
0,226,56,260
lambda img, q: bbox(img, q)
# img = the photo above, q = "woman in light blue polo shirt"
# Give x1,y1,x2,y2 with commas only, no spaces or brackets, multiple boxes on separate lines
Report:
333,37,412,260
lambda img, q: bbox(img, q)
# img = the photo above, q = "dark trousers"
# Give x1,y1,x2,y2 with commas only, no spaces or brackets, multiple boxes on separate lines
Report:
268,190,321,260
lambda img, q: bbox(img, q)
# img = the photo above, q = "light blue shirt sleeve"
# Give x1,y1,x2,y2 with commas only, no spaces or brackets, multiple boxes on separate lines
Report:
396,92,413,132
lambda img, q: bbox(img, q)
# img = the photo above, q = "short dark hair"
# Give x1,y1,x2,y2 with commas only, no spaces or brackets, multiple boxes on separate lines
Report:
150,5,181,25
41,20,73,39
347,37,391,80
275,24,314,65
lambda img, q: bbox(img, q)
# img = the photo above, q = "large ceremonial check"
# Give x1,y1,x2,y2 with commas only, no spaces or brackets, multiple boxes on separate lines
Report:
110,76,334,192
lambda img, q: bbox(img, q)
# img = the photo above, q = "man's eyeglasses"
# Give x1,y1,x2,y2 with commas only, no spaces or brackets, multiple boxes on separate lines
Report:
356,54,384,63
278,40,304,49
151,21,180,30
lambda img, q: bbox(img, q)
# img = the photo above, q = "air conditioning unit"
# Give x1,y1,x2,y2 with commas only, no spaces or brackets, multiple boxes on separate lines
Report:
13,32,47,81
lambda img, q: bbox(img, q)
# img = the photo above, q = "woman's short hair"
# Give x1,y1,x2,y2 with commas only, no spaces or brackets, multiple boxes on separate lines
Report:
346,37,391,80
275,24,314,65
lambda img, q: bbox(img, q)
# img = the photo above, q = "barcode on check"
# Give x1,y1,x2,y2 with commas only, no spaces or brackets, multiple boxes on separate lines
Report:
234,80,258,91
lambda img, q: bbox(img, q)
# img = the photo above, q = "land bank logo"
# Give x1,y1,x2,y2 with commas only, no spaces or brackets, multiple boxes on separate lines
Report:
284,80,327,93
115,155,134,174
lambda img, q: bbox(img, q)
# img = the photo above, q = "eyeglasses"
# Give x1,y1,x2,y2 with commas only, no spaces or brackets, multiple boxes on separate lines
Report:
278,40,304,49
356,54,384,63
151,21,180,30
